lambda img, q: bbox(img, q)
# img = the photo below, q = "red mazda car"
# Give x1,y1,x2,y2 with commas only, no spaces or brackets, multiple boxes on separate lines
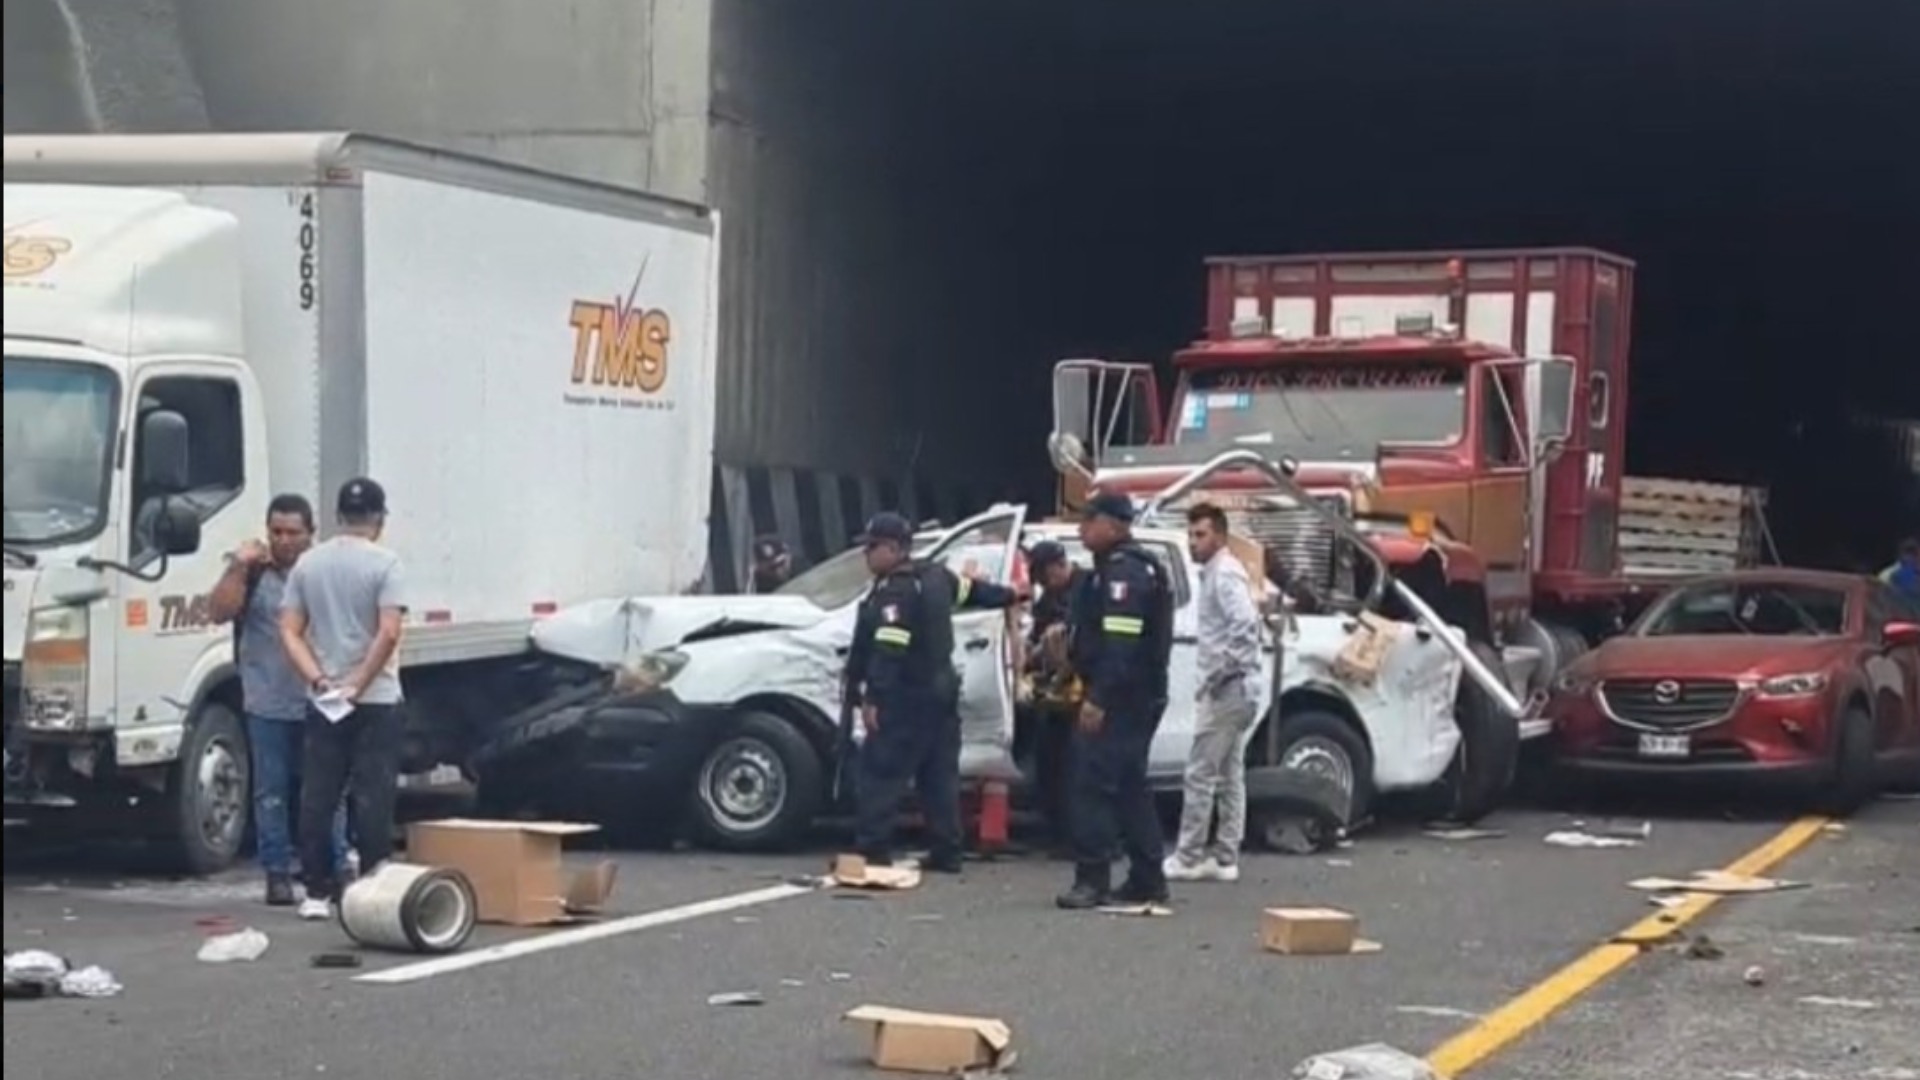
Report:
1549,570,1920,811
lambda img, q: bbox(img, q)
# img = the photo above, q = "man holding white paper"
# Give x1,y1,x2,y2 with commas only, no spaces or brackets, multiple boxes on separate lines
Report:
278,477,408,920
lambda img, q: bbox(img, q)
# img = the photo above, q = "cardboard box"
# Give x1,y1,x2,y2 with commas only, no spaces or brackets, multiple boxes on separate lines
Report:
405,819,617,926
1261,907,1380,956
831,854,922,891
844,1005,1015,1074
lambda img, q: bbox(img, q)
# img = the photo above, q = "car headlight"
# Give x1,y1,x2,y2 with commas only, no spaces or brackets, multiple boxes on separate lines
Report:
611,648,690,695
1756,672,1828,698
24,605,90,731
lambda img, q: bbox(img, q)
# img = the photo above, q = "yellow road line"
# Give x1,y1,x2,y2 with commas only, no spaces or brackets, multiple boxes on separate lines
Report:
1424,814,1831,1078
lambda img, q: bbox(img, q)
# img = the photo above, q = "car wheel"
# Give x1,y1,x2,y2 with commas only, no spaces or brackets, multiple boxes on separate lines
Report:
1429,641,1523,825
1815,704,1878,817
685,710,825,852
1269,708,1375,827
159,702,250,875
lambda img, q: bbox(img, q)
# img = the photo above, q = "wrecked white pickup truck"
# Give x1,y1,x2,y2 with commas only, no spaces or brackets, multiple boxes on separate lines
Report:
472,449,1539,853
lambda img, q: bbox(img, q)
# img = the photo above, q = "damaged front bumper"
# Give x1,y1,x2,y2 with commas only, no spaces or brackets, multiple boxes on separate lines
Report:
468,678,721,810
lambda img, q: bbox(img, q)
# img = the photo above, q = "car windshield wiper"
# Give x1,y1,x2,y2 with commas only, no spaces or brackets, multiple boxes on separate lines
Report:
3,543,37,568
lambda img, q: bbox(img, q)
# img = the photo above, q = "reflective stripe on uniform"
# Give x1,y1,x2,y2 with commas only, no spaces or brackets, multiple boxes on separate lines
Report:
875,626,913,647
1102,615,1144,636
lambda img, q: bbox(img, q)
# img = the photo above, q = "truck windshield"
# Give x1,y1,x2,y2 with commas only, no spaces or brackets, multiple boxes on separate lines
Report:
3,356,120,546
1172,363,1466,458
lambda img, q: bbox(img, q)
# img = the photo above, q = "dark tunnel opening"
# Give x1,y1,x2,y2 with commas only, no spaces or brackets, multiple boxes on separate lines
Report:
769,0,1918,568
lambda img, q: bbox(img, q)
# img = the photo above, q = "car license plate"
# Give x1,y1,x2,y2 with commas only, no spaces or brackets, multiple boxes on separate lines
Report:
1638,733,1691,759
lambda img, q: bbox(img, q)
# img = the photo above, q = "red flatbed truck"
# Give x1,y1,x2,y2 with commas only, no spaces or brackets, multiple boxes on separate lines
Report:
1049,247,1769,703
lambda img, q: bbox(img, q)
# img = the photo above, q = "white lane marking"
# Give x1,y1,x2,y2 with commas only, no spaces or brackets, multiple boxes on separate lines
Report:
355,882,817,985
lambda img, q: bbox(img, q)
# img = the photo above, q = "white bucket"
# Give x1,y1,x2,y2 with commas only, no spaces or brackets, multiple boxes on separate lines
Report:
337,861,477,954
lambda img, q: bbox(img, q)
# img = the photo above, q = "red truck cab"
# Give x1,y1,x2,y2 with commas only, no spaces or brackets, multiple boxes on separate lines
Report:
1054,248,1637,654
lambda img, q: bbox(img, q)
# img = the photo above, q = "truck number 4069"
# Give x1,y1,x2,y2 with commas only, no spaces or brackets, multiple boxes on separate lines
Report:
297,192,317,311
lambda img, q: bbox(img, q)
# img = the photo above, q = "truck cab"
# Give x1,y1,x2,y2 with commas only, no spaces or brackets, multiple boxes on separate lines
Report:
6,185,268,868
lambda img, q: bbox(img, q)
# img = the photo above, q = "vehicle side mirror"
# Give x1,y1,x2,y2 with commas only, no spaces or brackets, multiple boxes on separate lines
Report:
1047,431,1094,481
138,409,192,494
1884,621,1920,649
156,499,202,557
1533,359,1576,444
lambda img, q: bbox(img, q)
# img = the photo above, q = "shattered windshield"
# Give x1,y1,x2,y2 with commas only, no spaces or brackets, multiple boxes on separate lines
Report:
1636,581,1849,638
3,356,120,547
1171,362,1466,459
775,545,874,610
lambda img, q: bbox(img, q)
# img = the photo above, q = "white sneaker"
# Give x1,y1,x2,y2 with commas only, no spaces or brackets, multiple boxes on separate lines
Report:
1163,854,1218,882
297,897,333,922
1212,861,1242,883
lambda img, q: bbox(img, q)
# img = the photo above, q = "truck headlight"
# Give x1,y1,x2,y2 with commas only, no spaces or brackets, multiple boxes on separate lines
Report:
611,648,690,696
1756,672,1828,699
24,605,90,731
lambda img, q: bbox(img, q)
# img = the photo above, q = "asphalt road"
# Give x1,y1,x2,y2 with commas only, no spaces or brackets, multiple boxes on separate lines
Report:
4,798,1912,1080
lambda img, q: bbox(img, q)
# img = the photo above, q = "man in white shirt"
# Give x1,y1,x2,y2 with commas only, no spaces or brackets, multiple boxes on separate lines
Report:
1165,503,1263,882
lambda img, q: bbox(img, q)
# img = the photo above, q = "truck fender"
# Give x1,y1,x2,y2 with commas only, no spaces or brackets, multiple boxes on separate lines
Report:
1252,681,1372,763
119,641,243,771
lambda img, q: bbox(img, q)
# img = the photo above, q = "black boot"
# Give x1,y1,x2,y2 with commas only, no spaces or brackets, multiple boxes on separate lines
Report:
1055,864,1112,910
264,874,296,907
924,849,965,875
1112,875,1171,906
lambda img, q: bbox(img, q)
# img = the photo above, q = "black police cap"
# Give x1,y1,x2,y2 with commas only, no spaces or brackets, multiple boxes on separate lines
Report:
1080,490,1136,523
858,512,915,546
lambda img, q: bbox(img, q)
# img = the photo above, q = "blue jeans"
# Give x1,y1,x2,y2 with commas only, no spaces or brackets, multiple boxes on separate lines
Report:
248,715,348,878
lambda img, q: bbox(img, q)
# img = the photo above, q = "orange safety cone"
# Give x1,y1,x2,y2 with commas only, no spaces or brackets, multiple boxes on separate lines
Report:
975,780,1011,850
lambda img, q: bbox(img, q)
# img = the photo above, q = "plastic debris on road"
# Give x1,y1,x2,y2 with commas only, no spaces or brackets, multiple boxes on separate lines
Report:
197,928,271,963
1294,1043,1439,1080
1544,830,1641,849
706,991,766,1007
4,950,122,1000
57,966,122,998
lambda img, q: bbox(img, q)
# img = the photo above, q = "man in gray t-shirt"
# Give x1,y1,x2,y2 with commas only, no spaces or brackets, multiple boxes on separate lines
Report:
278,476,408,918
210,493,350,907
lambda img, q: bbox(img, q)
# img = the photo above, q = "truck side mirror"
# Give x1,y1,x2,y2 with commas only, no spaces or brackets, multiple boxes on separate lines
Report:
138,409,192,494
1533,359,1576,444
1047,432,1094,480
155,500,203,557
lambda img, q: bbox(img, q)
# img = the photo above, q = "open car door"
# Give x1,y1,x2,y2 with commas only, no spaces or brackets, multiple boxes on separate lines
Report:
923,502,1030,782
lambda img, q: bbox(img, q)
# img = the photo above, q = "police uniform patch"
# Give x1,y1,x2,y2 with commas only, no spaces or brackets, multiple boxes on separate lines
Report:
882,604,901,623
1109,580,1129,602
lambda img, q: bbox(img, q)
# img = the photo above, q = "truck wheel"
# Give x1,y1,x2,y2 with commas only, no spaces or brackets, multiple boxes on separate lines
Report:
160,702,250,875
685,710,825,852
1269,708,1375,827
1431,641,1522,825
1245,767,1352,853
1815,705,1878,817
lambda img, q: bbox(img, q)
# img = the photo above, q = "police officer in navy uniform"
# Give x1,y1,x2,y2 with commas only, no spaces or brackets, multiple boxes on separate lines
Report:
844,512,1019,873
1057,491,1176,910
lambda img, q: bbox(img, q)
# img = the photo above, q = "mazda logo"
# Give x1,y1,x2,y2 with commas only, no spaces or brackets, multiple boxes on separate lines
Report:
1652,679,1683,704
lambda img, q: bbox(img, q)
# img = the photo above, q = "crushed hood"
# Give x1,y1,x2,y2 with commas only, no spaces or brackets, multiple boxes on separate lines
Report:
530,594,832,668
1578,635,1852,679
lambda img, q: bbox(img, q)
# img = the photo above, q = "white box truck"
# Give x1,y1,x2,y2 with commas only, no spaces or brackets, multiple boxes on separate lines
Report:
3,133,720,871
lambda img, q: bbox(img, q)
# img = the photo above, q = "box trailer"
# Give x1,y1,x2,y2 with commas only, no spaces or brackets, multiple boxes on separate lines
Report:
3,133,719,872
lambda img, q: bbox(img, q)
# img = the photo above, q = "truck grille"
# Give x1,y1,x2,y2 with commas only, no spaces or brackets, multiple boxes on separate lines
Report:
1599,677,1743,731
1228,494,1355,603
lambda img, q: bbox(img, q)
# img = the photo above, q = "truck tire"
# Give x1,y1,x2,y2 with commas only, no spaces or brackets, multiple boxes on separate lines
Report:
1268,708,1375,827
1245,767,1352,853
685,710,825,852
1815,705,1878,817
1431,641,1522,825
160,702,250,875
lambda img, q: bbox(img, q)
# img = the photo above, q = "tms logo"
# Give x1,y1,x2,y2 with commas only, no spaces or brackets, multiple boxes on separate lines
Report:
568,259,672,395
3,223,73,280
